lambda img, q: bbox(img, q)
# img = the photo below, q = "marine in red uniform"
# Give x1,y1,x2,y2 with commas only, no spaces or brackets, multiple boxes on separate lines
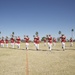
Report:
5,36,9,48
70,37,73,47
60,34,66,51
16,36,21,49
44,37,46,46
10,36,15,48
1,37,4,47
35,35,40,50
53,37,56,46
0,38,1,47
47,35,52,51
33,35,36,46
24,35,29,50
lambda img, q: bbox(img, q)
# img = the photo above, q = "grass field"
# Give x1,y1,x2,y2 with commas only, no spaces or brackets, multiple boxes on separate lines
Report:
0,42,75,75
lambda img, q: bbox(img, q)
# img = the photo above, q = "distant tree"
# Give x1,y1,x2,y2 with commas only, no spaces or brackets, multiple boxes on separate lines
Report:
46,35,48,38
57,37,60,42
66,39,69,42
0,31,1,34
0,31,1,38
58,31,61,42
33,35,35,37
58,31,61,36
41,37,45,41
12,32,15,37
12,32,14,35
71,29,74,39
35,31,38,36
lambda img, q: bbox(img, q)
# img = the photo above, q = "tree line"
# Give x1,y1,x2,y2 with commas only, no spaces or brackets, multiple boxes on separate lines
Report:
0,29,74,42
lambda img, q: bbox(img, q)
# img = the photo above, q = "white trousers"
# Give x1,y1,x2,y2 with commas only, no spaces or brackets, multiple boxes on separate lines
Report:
70,42,73,47
1,43,4,47
62,42,65,50
6,44,8,48
17,44,20,49
44,43,46,46
35,43,39,50
48,43,52,50
11,43,14,48
26,43,29,49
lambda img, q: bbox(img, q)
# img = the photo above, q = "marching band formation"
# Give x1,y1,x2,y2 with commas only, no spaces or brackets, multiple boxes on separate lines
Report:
0,34,74,51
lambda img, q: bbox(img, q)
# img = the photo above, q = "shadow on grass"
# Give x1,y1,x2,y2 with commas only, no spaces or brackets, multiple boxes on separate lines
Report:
0,47,75,51
65,48,75,50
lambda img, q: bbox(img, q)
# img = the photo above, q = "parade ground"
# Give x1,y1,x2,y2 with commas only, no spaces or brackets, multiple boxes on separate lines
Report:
0,42,75,75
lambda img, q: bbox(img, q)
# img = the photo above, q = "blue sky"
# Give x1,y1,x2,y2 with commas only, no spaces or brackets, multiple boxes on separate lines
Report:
0,0,75,40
